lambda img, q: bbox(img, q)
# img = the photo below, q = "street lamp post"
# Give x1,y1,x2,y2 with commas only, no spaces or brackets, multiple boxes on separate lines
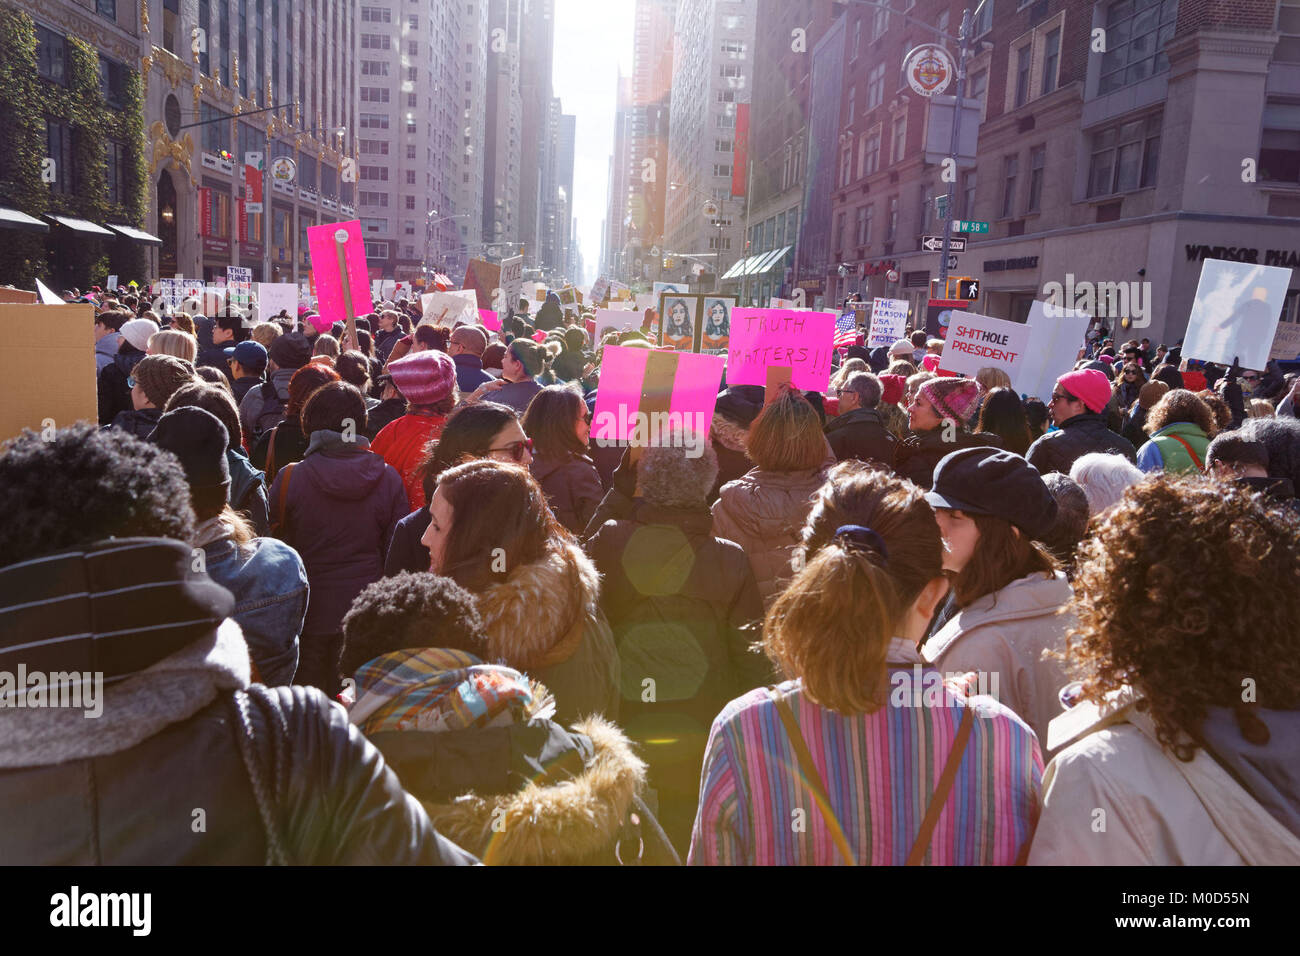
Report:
670,181,732,291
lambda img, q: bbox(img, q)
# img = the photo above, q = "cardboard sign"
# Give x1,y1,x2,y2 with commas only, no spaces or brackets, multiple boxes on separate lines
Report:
726,308,837,392
635,292,657,314
769,297,796,309
499,256,524,308
420,289,478,325
106,275,118,291
590,345,724,444
35,279,64,305
868,298,910,348
307,219,374,327
1269,320,1300,362
937,311,1033,381
925,298,968,340
658,293,699,351
595,308,638,343
653,281,685,301
478,308,502,332
257,282,298,321
557,286,578,307
1183,259,1292,370
1016,302,1093,401
226,266,252,310
699,296,734,351
590,277,611,305
1,305,96,443
0,288,38,304
463,258,500,310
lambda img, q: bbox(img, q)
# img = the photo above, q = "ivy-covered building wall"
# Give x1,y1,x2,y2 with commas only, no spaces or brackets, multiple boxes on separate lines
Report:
0,4,148,289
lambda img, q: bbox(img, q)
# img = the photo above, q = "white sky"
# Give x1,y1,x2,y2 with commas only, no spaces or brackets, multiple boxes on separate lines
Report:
551,0,636,285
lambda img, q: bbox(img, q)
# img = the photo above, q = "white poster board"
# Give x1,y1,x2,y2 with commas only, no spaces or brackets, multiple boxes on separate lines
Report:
936,311,1034,383
653,281,686,300
594,308,639,342
226,266,252,310
106,275,118,291
420,289,478,325
1182,259,1291,371
257,282,298,322
1269,321,1300,362
770,297,795,309
499,256,524,307
1016,301,1093,401
635,292,657,313
867,297,910,348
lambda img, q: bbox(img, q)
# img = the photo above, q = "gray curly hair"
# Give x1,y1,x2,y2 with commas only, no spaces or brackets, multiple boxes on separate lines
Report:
638,440,720,510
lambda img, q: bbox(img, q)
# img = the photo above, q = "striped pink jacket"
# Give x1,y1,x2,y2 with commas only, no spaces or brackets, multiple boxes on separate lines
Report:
688,640,1043,865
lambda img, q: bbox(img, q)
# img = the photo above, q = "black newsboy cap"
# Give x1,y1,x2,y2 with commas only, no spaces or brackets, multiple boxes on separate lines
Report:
925,447,1058,542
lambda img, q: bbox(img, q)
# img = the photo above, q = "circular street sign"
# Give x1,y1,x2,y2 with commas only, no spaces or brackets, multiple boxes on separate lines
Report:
904,43,955,97
334,228,348,243
650,245,661,258
270,156,298,183
702,200,719,218
886,268,900,283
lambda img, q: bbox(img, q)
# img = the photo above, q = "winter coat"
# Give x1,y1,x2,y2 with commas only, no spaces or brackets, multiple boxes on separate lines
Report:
251,419,309,483
473,539,620,725
267,430,408,636
530,451,604,535
374,327,404,366
1025,412,1136,476
385,506,432,575
1121,403,1151,449
239,367,297,442
231,374,263,406
200,525,307,686
709,414,753,504
94,331,121,375
371,412,448,511
196,341,234,382
1029,689,1300,864
0,542,472,865
587,501,771,849
534,292,564,332
227,448,269,536
1136,421,1211,474
711,465,831,608
105,406,163,440
452,352,494,395
895,428,1004,490
490,377,544,415
366,397,407,439
97,345,145,425
922,571,1075,749
824,406,898,468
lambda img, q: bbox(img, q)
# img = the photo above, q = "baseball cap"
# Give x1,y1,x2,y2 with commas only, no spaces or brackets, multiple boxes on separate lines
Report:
222,340,268,369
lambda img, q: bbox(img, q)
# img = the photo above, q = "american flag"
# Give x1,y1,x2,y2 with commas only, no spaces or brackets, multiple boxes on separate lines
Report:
834,310,859,348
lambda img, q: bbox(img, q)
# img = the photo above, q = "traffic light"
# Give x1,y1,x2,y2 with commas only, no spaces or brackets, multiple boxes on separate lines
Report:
957,277,980,300
664,257,675,270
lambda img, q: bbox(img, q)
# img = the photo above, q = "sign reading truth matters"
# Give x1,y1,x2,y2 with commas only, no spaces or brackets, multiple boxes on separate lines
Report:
726,308,836,392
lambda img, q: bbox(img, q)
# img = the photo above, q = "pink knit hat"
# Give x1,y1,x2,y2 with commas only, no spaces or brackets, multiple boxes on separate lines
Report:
1057,369,1112,414
878,373,906,406
919,377,983,425
921,353,941,372
387,350,456,405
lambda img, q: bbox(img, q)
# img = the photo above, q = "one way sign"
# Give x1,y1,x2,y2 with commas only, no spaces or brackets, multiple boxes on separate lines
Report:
921,235,966,252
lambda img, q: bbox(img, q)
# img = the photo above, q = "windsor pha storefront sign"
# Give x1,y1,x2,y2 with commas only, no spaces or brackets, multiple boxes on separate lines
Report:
1185,244,1300,268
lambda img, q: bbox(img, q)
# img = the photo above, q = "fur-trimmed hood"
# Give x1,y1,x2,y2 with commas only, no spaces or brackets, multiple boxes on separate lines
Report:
710,413,750,454
420,714,650,865
475,539,603,673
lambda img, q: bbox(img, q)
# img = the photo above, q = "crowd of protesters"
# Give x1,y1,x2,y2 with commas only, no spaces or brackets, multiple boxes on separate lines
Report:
1,283,1298,866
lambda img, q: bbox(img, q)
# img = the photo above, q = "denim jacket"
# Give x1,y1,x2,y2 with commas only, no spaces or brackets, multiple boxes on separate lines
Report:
202,534,309,685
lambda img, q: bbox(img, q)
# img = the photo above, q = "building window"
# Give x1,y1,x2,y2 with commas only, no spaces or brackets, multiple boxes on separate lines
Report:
360,33,390,49
36,25,67,85
409,15,418,29
871,6,888,40
361,6,391,22
406,143,417,159
361,60,389,76
1099,0,1177,95
1027,145,1046,212
98,56,128,108
407,118,417,133
969,69,988,111
972,0,994,36
408,41,418,55
45,119,73,195
361,87,390,102
852,18,861,60
1041,28,1061,95
365,241,389,258
854,204,871,245
1279,0,1300,63
839,146,852,188
97,0,116,18
886,196,898,240
713,163,732,177
847,84,856,119
1001,155,1019,218
835,211,846,250
716,138,733,153
1014,44,1031,109
360,139,389,154
866,62,885,110
861,126,881,177
961,170,976,217
890,114,906,164
360,192,388,206
405,169,416,184
407,92,418,107
360,112,390,129
361,218,388,234
404,195,415,209
1261,100,1300,183
1087,114,1161,197
105,140,126,206
360,165,389,181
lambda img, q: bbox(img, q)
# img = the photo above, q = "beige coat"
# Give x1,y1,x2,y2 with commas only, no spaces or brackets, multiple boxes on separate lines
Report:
922,571,1074,749
1028,691,1300,865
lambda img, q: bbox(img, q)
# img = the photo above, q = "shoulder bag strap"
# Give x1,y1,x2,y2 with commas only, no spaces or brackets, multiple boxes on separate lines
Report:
226,688,291,865
1166,433,1205,471
906,703,974,866
272,462,296,540
266,425,280,483
771,690,856,866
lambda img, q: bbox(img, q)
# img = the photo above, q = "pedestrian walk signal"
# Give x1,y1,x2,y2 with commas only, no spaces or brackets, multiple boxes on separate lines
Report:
958,278,980,300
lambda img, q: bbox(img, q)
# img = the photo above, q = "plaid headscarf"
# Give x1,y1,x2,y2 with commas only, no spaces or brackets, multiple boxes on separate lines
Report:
349,647,536,735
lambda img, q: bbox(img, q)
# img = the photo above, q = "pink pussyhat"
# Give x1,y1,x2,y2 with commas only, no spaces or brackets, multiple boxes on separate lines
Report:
307,313,333,334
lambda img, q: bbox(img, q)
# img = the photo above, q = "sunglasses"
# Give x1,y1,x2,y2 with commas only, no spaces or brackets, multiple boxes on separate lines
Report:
1049,391,1074,404
488,437,534,462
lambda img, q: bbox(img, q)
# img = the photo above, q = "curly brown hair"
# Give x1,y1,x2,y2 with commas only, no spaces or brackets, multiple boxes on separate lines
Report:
1065,475,1300,760
1197,391,1232,432
1145,388,1216,437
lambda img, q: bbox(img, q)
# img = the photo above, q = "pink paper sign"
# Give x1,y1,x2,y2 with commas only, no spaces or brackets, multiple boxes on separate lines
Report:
307,219,374,323
591,346,724,443
478,308,502,332
531,330,548,342
726,308,837,392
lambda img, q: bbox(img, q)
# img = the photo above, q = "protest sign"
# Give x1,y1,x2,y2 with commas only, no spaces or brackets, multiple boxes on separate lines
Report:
1,304,96,443
590,277,611,305
106,275,118,291
420,290,478,325
478,308,502,332
307,220,374,345
557,286,579,308
35,279,64,305
769,297,795,309
204,279,225,318
257,282,297,321
937,311,1033,382
1016,301,1092,400
925,298,967,340
1269,320,1300,362
226,266,252,311
499,256,524,308
463,258,500,310
1182,259,1291,370
610,280,632,301
635,293,657,313
726,308,837,392
590,345,724,444
0,288,37,304
595,308,638,342
658,293,699,351
699,296,736,351
868,298,909,348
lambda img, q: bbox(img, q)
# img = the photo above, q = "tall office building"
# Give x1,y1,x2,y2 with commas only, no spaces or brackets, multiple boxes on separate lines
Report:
483,0,523,253
451,0,489,278
601,72,633,279
663,0,756,288
516,0,555,270
626,0,676,272
540,100,576,280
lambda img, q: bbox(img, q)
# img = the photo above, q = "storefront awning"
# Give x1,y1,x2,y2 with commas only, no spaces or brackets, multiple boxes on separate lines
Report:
46,215,115,237
747,245,792,276
105,223,163,245
721,256,757,280
0,207,49,233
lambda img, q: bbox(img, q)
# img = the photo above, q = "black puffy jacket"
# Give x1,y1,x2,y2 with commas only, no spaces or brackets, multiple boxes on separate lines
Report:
0,684,476,865
895,428,1003,489
1025,411,1137,476
824,407,898,468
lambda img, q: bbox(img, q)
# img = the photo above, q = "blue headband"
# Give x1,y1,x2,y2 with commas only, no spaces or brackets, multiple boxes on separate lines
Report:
834,524,889,561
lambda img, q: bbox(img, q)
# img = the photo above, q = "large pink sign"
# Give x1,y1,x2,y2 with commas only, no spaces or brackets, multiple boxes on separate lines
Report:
590,346,724,443
478,308,502,332
307,219,374,323
726,308,836,392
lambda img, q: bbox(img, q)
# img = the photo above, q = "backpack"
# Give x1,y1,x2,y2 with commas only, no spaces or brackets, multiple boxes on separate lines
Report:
252,380,287,438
